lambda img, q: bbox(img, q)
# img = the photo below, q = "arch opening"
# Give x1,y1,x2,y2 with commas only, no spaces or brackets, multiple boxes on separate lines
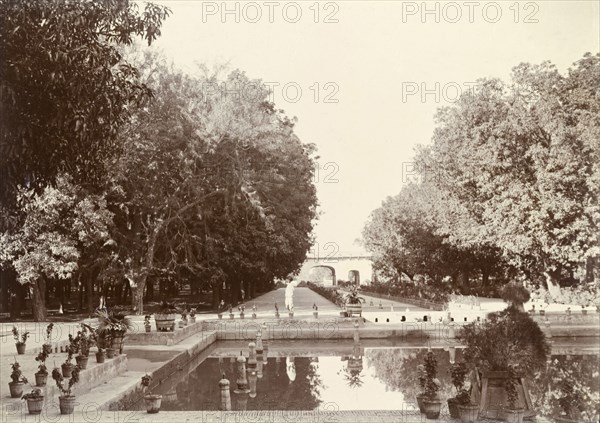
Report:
308,266,337,287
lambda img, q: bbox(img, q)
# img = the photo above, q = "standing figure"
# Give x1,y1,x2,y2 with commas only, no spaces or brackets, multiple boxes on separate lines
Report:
285,280,296,311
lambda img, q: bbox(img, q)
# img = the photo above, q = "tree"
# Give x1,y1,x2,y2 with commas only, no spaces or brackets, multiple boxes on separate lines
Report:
0,0,170,318
362,182,503,291
108,52,317,313
0,175,113,321
0,0,170,206
417,53,600,291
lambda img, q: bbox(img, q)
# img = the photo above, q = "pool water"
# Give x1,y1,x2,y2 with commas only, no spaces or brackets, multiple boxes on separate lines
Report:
132,341,599,421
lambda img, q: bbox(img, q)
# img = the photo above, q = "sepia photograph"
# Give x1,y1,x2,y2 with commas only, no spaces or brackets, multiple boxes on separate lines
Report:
0,1,598,422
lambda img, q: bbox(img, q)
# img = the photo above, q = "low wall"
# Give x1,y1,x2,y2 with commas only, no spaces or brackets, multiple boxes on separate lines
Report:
108,331,217,411
360,290,446,310
42,353,128,403
125,320,204,346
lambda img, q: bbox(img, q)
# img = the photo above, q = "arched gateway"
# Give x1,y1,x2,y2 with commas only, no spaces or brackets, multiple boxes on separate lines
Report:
297,251,374,286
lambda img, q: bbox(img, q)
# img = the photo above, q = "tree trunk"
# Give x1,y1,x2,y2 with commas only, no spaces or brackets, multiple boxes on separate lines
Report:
543,271,561,299
32,278,47,321
146,279,154,301
482,269,490,286
211,285,221,308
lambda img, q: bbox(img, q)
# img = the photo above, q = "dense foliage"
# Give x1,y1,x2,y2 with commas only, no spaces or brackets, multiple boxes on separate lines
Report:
458,307,550,376
363,54,600,296
0,3,318,318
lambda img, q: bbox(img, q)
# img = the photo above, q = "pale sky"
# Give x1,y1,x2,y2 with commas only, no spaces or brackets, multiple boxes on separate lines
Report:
148,0,599,255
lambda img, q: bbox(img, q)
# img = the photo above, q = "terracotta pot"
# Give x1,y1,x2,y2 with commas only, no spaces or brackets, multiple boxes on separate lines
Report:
288,312,294,319
155,314,177,332
218,314,223,320
190,316,196,323
423,399,443,419
144,394,162,414
447,397,460,419
145,325,151,332
458,404,479,423
59,395,77,415
504,408,525,423
27,397,44,414
96,351,105,363
26,397,44,414
275,312,280,319
106,348,116,359
313,312,319,319
75,355,89,370
9,381,25,398
229,314,235,320
61,363,74,378
16,342,26,354
239,313,245,320
539,310,545,316
346,303,362,317
179,321,185,328
111,333,125,354
35,372,48,387
416,393,426,413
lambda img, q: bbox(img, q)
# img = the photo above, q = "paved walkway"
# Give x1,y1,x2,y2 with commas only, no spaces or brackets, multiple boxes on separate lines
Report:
237,287,340,317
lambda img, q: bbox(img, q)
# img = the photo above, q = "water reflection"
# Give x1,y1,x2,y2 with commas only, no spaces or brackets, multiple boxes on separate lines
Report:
141,346,598,417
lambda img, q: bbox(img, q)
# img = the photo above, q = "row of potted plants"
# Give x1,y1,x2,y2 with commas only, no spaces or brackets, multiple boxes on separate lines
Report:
10,313,135,415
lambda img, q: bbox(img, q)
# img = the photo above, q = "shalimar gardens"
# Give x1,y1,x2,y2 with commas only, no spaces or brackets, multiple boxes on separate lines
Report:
0,1,598,423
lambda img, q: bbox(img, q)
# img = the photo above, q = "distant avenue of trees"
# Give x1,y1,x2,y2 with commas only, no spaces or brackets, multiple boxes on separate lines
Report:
0,1,317,320
363,53,600,297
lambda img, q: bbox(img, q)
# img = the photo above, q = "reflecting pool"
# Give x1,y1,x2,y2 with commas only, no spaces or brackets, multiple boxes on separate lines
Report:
128,340,599,421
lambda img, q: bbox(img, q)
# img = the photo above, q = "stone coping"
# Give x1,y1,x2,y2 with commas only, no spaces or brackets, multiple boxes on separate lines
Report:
125,320,204,346
0,408,555,422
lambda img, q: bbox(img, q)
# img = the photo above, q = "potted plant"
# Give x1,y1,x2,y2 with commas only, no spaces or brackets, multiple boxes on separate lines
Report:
252,305,257,319
61,344,76,377
288,305,294,319
74,324,94,369
448,361,468,418
274,303,280,319
313,303,319,319
22,388,44,415
144,315,152,332
179,310,188,327
96,347,106,363
8,360,28,398
96,309,133,353
34,347,50,386
229,306,234,320
189,308,197,323
458,307,550,420
422,351,443,419
42,323,54,354
141,373,162,414
345,286,365,317
12,326,30,354
456,389,479,423
155,301,178,331
416,363,427,413
52,365,80,414
238,305,245,319
504,372,525,423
